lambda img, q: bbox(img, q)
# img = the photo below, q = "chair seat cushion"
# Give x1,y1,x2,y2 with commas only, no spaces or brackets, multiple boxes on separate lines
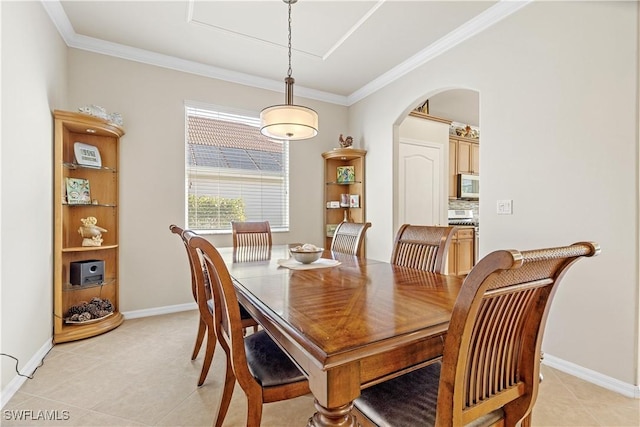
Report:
354,362,503,427
207,299,253,320
355,362,441,427
244,330,306,387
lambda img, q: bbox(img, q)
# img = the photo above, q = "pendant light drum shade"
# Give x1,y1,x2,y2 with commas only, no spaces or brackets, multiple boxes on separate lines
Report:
260,104,318,140
259,0,318,141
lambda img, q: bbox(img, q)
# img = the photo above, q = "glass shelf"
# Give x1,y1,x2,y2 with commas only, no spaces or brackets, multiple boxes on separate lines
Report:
63,277,116,291
326,181,362,186
63,162,117,173
63,202,117,207
62,244,118,253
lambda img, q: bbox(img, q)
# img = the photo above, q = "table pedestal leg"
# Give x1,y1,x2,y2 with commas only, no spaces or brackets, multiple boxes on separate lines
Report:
307,400,357,427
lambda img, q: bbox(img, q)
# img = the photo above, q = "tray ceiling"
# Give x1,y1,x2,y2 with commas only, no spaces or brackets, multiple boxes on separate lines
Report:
47,1,528,106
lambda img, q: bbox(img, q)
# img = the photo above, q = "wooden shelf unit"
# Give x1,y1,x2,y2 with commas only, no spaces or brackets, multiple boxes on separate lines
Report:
53,110,125,343
322,148,367,253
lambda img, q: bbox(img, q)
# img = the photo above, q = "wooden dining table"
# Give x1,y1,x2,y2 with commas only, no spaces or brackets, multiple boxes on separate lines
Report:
220,245,465,427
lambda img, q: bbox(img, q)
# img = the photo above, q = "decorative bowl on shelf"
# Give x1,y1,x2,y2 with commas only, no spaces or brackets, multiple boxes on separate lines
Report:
290,244,323,264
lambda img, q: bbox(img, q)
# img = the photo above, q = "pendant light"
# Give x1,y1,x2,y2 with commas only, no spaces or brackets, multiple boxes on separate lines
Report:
260,0,318,140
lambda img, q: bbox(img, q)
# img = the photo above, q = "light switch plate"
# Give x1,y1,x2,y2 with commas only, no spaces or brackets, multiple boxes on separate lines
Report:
497,200,513,215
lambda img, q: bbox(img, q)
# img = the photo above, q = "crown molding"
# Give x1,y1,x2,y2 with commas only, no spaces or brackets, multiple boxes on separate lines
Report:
347,0,533,105
40,0,349,106
42,0,531,108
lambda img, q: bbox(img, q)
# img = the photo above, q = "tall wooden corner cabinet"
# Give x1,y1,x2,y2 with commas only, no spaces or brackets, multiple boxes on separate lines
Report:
322,148,367,254
53,110,125,343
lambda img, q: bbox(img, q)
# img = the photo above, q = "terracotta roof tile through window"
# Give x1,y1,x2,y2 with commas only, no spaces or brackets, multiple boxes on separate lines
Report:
187,116,284,172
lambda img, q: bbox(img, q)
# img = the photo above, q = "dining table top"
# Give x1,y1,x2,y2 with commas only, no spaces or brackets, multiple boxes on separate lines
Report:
223,246,462,363
218,244,465,426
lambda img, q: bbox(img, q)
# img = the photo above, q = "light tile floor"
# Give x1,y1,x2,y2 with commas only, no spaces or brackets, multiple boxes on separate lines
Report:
3,311,639,426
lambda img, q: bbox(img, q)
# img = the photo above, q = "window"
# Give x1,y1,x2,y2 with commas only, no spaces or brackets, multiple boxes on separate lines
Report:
185,104,289,233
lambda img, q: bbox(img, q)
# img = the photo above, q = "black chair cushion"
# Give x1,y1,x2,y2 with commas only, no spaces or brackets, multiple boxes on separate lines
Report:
239,303,253,320
355,362,441,427
354,362,504,427
244,330,306,387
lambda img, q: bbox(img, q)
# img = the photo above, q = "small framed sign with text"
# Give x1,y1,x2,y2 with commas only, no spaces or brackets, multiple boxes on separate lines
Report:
74,142,102,168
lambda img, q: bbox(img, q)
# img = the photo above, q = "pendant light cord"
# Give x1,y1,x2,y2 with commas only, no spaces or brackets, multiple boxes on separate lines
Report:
287,0,293,79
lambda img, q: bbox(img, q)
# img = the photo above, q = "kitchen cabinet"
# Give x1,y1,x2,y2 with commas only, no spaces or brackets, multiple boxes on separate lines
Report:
449,136,479,198
53,110,125,343
447,227,475,276
449,139,458,198
322,148,366,254
457,139,479,174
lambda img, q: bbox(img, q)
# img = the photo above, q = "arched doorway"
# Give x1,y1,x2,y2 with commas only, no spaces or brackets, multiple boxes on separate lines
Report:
395,88,479,232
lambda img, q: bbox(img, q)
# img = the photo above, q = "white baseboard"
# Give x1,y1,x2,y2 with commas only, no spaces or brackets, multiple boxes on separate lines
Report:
543,353,640,398
121,302,197,319
1,339,53,409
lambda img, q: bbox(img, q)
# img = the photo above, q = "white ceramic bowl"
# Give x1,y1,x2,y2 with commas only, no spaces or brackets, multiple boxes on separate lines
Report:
290,248,323,264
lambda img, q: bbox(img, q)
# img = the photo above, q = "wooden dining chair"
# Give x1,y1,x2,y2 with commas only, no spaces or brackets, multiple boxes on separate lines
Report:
390,224,456,274
231,220,272,262
169,224,206,362
186,232,310,427
330,221,372,256
354,241,600,427
170,225,258,386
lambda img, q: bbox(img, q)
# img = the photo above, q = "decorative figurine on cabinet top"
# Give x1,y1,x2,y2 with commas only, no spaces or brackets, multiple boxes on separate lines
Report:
78,216,107,247
338,134,353,148
78,105,109,120
78,105,124,126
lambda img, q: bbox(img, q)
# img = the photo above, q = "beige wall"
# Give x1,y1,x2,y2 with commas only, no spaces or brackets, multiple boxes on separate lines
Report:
349,1,639,386
66,50,347,313
1,1,68,390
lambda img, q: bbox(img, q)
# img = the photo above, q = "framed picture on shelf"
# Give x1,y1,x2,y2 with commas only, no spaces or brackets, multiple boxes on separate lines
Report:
65,177,91,204
326,224,338,237
336,166,355,183
74,142,102,168
349,194,360,208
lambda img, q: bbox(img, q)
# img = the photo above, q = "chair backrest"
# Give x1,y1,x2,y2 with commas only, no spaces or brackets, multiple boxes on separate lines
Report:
170,224,198,302
390,224,456,273
330,221,372,256
436,241,600,426
231,220,272,262
186,232,255,387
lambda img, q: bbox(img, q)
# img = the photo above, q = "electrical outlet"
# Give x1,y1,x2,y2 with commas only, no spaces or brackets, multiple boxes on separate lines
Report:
497,200,513,215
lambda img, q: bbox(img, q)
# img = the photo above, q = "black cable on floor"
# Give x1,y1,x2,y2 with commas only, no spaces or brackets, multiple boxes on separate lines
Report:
1,346,53,380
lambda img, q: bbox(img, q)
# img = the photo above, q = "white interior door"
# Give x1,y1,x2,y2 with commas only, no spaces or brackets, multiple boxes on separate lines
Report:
398,139,446,226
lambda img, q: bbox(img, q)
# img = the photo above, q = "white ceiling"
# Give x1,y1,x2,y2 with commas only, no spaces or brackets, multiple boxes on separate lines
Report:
44,0,529,121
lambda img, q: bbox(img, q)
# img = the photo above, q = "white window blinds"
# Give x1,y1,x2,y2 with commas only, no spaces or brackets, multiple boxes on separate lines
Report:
185,105,289,232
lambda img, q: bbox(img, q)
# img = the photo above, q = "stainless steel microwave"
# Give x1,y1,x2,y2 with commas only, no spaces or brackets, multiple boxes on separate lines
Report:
457,174,479,199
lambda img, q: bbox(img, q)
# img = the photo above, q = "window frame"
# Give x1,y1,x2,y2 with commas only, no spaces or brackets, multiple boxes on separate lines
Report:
184,101,290,235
